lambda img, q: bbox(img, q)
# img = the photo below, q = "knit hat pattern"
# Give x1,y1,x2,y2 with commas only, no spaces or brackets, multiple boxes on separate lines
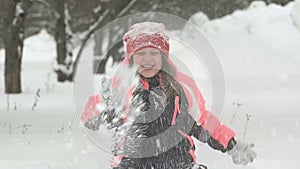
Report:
123,22,170,59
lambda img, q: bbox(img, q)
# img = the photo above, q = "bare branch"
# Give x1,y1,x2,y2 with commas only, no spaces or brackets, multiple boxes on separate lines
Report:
117,0,138,17
31,0,52,9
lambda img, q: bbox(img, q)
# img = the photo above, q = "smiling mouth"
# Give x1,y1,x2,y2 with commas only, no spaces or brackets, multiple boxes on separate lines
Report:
141,64,155,69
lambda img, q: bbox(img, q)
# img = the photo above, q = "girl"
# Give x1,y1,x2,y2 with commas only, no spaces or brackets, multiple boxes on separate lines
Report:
81,22,256,169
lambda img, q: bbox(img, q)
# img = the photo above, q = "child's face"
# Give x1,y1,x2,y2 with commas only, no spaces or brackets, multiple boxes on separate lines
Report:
132,47,162,78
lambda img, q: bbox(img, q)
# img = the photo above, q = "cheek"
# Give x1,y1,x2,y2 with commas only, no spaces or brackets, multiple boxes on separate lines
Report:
132,57,143,73
132,56,142,66
156,57,163,70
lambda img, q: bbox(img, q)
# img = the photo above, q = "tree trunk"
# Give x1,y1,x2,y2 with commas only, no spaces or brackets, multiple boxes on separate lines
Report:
54,0,70,82
2,0,30,94
4,26,22,94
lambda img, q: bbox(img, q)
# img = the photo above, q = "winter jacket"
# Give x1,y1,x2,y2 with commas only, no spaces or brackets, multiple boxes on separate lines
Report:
82,74,236,169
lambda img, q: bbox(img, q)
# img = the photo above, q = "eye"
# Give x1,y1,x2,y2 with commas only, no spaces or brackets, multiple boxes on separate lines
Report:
150,52,160,56
136,52,145,56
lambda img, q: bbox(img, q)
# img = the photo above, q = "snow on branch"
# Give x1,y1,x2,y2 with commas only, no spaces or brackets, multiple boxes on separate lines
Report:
32,0,51,9
93,6,102,13
16,2,24,16
12,2,25,25
54,62,73,76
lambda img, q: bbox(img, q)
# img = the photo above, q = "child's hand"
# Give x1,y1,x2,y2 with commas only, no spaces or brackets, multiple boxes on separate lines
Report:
228,141,257,165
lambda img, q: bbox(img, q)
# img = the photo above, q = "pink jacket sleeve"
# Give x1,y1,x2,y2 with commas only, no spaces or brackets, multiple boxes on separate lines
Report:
81,94,101,123
177,71,236,149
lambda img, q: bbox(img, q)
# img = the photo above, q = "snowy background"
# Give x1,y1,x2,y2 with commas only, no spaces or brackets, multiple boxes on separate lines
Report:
1,1,300,169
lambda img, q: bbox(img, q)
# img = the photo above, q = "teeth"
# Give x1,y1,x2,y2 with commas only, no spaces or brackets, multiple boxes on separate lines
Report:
141,64,154,68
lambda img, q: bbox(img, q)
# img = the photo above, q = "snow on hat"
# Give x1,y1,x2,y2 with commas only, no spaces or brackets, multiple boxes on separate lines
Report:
123,22,170,60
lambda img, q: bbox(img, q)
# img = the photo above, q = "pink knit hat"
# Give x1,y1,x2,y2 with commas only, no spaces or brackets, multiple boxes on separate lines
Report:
122,22,170,62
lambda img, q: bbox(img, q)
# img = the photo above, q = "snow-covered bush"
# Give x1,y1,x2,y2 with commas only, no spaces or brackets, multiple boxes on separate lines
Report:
292,0,300,30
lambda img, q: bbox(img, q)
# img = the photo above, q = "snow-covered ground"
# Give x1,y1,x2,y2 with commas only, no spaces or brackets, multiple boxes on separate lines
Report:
1,1,300,168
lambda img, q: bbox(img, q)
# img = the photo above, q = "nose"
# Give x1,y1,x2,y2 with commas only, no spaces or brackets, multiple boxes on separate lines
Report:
141,52,153,62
